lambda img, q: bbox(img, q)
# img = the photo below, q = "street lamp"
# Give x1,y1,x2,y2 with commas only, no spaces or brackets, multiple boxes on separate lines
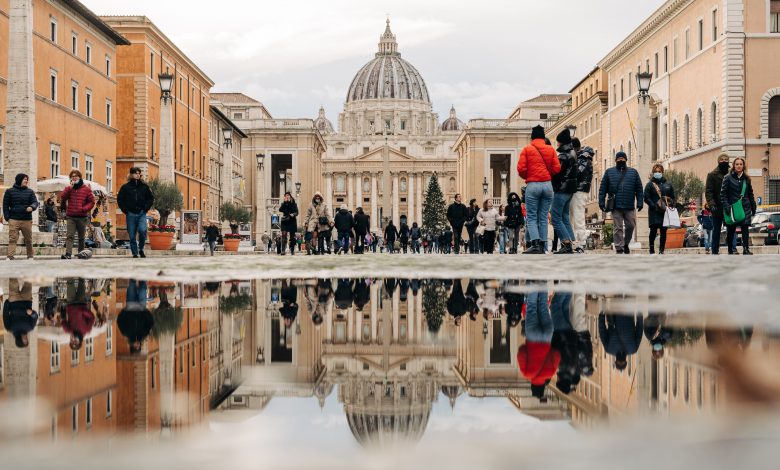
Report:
482,177,489,196
482,320,489,339
637,72,653,103
222,127,233,148
279,170,286,195
295,181,302,198
255,153,265,170
566,125,577,138
158,73,173,104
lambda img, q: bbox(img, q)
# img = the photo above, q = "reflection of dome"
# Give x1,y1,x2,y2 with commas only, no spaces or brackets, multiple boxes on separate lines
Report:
441,106,464,132
441,385,463,409
314,106,334,134
346,19,431,104
346,408,430,448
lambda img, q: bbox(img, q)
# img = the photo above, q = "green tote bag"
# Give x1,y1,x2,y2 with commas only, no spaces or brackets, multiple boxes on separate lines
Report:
724,180,746,225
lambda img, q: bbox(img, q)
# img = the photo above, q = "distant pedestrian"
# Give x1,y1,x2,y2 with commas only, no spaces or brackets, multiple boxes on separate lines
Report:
205,222,220,256
504,192,524,254
477,199,505,254
2,278,38,347
518,125,560,254
279,192,299,255
598,152,643,254
447,194,469,254
304,192,331,255
643,163,676,254
384,221,399,253
117,167,154,259
45,196,59,233
551,128,578,254
353,207,370,254
721,157,756,255
334,204,354,254
465,199,480,253
705,153,731,255
399,220,410,253
497,204,508,253
571,141,594,252
698,205,714,254
3,173,39,260
599,311,644,371
410,222,422,253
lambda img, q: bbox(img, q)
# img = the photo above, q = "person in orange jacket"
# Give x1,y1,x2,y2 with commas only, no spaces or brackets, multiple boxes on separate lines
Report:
517,126,561,254
517,288,560,402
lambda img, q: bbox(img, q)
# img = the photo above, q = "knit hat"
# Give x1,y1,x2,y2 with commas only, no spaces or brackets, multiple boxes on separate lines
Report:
531,125,545,140
556,128,572,145
615,151,628,161
14,173,28,186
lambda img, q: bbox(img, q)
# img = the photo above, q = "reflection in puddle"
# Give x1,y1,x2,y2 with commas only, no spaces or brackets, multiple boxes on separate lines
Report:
1,276,778,450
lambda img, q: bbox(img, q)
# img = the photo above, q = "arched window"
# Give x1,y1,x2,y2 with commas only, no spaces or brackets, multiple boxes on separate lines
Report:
335,175,345,192
672,120,678,152
769,96,780,138
696,108,703,146
684,115,690,150
400,177,407,193
449,177,456,192
710,102,718,139
363,177,370,193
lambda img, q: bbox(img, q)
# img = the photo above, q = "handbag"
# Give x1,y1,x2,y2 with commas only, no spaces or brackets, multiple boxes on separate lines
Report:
605,170,627,213
663,207,681,228
318,216,329,225
475,225,486,236
724,180,747,225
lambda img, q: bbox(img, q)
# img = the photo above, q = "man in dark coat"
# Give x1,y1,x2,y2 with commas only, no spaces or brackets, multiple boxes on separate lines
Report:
384,221,399,253
278,192,299,255
3,173,39,260
353,279,371,311
705,153,730,255
117,279,153,354
353,207,370,254
504,192,524,254
334,204,354,254
279,281,299,328
571,142,594,252
447,194,469,254
466,199,480,253
598,312,644,370
2,279,38,348
598,152,644,254
334,279,354,310
446,279,468,325
117,167,154,258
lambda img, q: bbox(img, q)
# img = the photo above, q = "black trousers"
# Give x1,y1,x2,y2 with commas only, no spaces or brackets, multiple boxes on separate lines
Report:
355,233,366,253
483,230,497,254
726,222,750,252
466,226,477,253
649,225,668,253
452,224,464,253
281,230,296,253
711,213,724,254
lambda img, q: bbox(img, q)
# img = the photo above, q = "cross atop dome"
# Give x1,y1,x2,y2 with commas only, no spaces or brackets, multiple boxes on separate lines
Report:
378,18,399,56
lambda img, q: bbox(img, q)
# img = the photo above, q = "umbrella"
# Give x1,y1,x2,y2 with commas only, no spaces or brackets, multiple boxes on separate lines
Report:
36,175,107,195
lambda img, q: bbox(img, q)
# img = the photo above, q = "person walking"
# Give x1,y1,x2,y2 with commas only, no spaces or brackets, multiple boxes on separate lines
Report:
721,157,757,255
353,207,370,254
384,220,399,253
504,192,523,254
399,220,410,253
59,170,96,260
476,199,505,254
334,204,354,255
117,280,153,354
518,125,561,254
205,222,220,256
447,194,469,254
497,204,508,254
304,192,331,255
598,311,644,371
705,153,731,255
117,167,154,258
410,222,422,253
698,205,714,254
643,164,676,255
598,152,644,254
3,174,39,260
571,141,594,252
279,192,299,255
45,197,59,233
464,199,480,253
550,129,578,254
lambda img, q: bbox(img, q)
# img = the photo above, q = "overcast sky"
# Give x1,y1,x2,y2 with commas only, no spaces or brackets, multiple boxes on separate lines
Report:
85,0,665,123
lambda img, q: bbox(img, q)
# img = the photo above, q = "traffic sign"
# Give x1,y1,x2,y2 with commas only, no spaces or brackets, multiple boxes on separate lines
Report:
758,196,763,205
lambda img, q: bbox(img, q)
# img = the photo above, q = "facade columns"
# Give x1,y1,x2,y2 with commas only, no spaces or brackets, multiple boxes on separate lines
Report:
417,173,424,224
407,173,415,224
392,173,400,227
347,173,354,210
371,173,378,232
356,173,363,210
324,173,334,213
370,282,379,341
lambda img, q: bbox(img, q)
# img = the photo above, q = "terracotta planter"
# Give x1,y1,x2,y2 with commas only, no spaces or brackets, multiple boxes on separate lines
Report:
665,228,686,249
224,238,241,252
148,231,175,250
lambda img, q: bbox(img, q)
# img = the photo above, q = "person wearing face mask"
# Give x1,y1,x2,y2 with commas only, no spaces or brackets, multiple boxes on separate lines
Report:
643,164,676,254
598,152,644,254
504,192,524,254
720,157,757,255
705,154,731,255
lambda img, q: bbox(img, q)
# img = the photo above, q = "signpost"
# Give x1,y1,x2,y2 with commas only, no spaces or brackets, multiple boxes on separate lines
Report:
176,210,203,251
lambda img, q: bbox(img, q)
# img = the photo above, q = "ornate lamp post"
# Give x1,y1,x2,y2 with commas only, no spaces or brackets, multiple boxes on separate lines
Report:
157,73,175,183
482,177,489,197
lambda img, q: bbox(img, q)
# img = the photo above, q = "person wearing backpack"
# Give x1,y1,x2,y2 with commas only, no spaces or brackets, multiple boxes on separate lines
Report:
410,222,422,253
517,125,561,254
571,140,594,253
720,157,756,255
550,129,578,254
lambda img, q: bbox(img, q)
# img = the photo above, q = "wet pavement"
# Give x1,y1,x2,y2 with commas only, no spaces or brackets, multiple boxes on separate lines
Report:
1,260,780,469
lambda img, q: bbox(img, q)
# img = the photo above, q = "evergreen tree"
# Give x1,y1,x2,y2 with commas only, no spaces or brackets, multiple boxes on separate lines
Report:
422,280,447,334
421,174,448,236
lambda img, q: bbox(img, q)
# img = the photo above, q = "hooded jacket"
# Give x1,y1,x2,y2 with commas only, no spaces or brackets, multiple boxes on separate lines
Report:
552,143,578,194
3,300,38,341
334,208,354,232
643,177,676,227
384,222,399,241
117,308,153,344
576,147,595,193
517,139,561,183
720,172,757,223
3,174,39,221
304,193,331,232
117,179,155,215
504,193,524,228
517,342,561,386
598,313,644,358
60,180,95,218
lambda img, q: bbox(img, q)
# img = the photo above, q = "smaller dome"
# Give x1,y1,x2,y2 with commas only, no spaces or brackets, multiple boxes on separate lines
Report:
441,106,464,132
314,106,334,134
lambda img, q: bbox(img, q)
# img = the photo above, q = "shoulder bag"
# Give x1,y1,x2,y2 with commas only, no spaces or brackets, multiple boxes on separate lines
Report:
724,180,747,225
605,170,626,213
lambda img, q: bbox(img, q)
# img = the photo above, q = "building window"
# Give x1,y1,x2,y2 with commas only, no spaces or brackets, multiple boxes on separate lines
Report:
684,115,691,149
664,45,669,72
628,72,632,96
179,144,184,170
86,398,93,427
72,32,78,55
71,404,78,432
769,96,780,138
698,19,704,51
685,29,690,60
654,53,659,78
85,337,94,362
711,102,718,139
85,90,92,117
540,113,548,120
336,175,346,192
106,100,112,126
620,78,624,102
684,367,690,403
179,77,183,97
400,120,407,130
151,128,156,158
672,364,678,397
71,81,78,111
672,120,678,152
612,83,617,106
85,155,94,181
51,342,61,373
363,147,370,154
713,9,719,40
50,70,58,102
772,1,780,33
50,17,57,43
85,42,92,64
106,390,113,417
400,146,407,154
150,52,155,78
50,144,60,178
768,179,780,204
71,349,79,366
105,321,113,355
71,151,79,170
673,38,679,67
400,178,407,193
106,56,112,77
106,161,113,194
696,109,704,146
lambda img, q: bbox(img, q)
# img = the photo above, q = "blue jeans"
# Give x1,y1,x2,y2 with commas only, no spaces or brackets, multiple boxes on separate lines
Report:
525,290,553,343
126,212,148,256
551,192,575,242
525,182,554,246
126,279,148,306
338,231,351,252
703,229,713,250
498,227,508,253
46,220,57,233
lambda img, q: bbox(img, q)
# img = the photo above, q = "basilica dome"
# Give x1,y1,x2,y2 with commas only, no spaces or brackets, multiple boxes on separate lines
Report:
346,20,431,104
441,106,465,132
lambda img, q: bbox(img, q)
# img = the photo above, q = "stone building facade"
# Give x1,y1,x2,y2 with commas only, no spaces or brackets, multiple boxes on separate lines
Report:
207,105,246,223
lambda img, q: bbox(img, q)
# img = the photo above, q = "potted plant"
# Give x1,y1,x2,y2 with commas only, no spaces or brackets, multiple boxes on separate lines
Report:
663,170,704,250
220,202,251,252
147,178,183,250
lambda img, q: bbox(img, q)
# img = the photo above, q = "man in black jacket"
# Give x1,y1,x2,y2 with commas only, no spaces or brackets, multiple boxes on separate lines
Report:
2,278,38,347
571,140,594,253
353,207,370,254
505,192,524,254
3,174,39,260
598,152,644,254
384,220,399,253
705,153,730,255
334,204,354,254
551,129,578,254
447,194,469,254
117,167,155,258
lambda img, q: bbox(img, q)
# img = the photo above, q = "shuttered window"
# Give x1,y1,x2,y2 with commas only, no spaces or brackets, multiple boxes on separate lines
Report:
772,1,780,33
769,96,780,138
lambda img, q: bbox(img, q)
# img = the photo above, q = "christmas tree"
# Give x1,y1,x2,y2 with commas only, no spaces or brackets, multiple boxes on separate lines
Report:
421,174,448,236
422,280,447,334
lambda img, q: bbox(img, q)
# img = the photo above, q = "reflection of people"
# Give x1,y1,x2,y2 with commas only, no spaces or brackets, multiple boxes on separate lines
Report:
447,279,468,325
518,288,559,402
279,281,299,328
598,311,644,370
643,312,673,359
2,278,38,348
63,279,96,350
118,280,153,354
